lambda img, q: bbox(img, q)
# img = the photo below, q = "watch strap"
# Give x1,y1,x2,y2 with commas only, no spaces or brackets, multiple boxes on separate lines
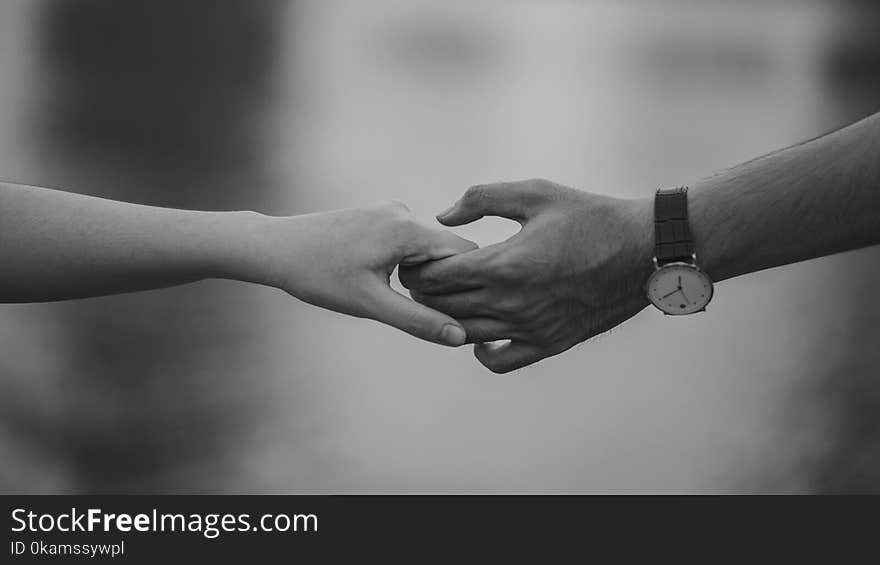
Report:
654,187,694,265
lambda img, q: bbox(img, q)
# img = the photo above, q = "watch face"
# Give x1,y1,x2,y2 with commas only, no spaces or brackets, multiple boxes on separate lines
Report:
646,263,713,315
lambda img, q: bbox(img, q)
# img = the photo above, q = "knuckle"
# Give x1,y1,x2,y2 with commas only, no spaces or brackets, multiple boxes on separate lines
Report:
462,326,483,343
532,179,559,199
370,201,414,232
389,216,421,250
388,207,417,228
522,178,551,194
370,200,410,223
526,178,563,201
464,185,487,203
492,263,519,283
385,199,411,212
496,295,524,315
488,251,523,282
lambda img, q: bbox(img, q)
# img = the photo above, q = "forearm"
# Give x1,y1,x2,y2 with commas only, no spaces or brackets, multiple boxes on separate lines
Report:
0,182,262,302
689,112,880,282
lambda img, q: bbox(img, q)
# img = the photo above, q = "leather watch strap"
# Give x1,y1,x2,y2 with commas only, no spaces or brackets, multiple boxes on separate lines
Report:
654,187,694,265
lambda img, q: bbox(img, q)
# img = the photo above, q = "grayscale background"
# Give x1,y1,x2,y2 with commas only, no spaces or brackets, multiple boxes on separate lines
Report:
0,0,878,493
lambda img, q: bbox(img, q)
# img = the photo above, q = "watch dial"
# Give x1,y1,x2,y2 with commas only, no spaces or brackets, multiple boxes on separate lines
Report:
646,264,713,315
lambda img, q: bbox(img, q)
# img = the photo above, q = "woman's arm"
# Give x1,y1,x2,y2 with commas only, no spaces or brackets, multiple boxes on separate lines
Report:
0,182,474,346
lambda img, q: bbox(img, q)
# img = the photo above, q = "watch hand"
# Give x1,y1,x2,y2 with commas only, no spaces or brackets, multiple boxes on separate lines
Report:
679,288,690,304
661,289,679,299
677,275,682,289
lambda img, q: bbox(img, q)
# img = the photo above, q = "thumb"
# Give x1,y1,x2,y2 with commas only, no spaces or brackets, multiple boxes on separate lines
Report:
364,281,468,347
436,181,544,226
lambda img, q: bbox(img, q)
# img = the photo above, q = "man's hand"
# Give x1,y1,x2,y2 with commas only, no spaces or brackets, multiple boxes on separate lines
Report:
399,179,654,372
244,201,477,347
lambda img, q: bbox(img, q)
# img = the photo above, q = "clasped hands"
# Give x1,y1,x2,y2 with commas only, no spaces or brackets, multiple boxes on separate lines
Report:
402,179,654,372
257,179,654,373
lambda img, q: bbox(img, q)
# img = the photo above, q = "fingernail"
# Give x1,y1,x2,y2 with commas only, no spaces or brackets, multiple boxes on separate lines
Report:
440,324,467,346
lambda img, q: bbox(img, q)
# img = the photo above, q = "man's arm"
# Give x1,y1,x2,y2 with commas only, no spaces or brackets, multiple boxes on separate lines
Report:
400,112,880,372
693,111,880,282
0,182,474,346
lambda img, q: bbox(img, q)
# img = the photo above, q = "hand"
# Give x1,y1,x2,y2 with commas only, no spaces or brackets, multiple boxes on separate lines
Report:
243,201,477,346
399,179,655,372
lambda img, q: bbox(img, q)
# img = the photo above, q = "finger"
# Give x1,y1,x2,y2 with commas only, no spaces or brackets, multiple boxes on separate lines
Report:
410,290,494,318
365,281,468,347
473,340,546,374
436,180,552,226
400,225,478,266
398,246,494,294
458,317,520,344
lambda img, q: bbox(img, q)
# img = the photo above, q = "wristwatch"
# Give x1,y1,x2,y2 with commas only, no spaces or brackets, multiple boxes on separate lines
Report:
645,187,714,315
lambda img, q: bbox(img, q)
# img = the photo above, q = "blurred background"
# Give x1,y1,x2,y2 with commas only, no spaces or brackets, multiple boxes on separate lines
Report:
0,0,878,493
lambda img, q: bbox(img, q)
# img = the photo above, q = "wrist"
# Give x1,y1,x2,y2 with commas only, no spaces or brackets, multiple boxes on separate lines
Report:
623,196,656,298
210,210,284,286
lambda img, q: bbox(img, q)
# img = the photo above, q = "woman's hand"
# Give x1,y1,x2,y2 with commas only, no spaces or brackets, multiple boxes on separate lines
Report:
0,182,476,345
241,201,478,346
